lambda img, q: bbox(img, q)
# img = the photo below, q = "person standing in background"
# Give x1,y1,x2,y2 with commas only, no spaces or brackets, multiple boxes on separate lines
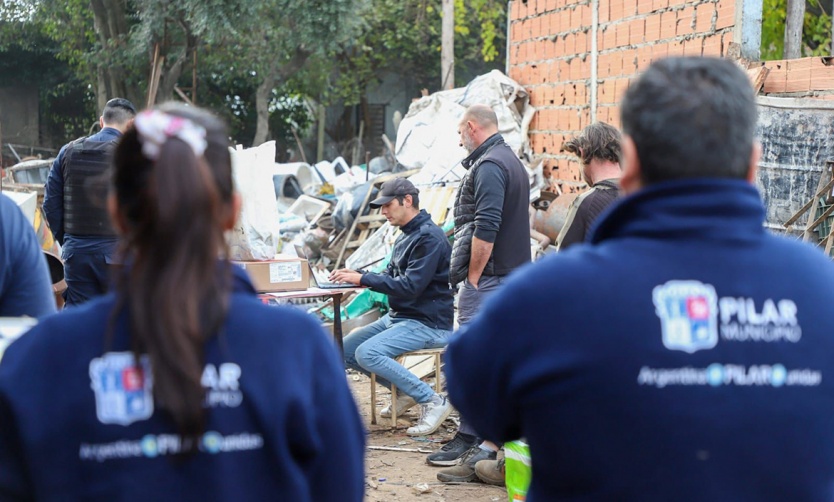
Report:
43,98,136,306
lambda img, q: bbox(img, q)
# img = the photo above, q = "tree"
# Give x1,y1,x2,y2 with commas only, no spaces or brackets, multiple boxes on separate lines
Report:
762,0,832,59
223,0,368,146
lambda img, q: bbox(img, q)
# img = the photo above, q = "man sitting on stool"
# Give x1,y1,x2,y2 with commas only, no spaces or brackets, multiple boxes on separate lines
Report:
331,178,454,435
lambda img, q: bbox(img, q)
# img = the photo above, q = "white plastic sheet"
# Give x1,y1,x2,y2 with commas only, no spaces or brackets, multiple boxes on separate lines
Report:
396,70,535,185
228,141,281,260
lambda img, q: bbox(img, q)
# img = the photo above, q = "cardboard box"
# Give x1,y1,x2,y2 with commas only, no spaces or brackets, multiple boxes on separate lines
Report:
233,257,309,293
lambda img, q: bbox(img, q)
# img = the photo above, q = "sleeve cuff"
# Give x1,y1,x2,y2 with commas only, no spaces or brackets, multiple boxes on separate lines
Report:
473,227,498,243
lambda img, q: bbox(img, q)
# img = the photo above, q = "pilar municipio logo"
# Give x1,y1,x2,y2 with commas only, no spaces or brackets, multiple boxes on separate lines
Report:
653,280,718,354
89,352,154,426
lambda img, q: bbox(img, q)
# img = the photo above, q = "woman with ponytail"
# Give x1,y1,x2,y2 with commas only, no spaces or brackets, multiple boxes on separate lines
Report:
0,104,365,501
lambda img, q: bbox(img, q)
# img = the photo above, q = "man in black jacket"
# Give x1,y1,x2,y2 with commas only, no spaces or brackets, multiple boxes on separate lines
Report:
331,178,454,436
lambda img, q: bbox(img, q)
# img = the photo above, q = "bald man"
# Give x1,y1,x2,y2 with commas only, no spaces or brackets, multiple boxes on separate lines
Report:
430,104,531,484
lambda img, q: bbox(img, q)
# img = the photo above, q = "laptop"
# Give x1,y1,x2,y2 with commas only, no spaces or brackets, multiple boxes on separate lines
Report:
294,245,348,289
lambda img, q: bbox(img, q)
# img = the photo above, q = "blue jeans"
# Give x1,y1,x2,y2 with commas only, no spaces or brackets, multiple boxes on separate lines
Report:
344,314,451,404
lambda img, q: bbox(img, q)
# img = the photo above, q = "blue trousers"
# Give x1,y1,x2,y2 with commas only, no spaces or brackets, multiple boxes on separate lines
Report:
457,275,506,437
344,314,451,404
63,251,113,307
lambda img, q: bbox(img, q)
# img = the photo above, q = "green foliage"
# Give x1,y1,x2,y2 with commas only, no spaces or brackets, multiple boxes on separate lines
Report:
0,0,508,149
330,0,506,108
761,0,832,60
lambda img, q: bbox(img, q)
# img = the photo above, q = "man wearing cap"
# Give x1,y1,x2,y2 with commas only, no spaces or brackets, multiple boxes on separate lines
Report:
330,178,454,436
43,98,137,306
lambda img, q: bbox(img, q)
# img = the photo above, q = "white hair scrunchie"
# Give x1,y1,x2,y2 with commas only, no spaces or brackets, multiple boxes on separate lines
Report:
134,109,207,161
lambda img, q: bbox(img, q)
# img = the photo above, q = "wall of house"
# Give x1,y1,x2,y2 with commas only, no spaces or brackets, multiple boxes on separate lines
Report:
508,0,736,191
509,0,834,237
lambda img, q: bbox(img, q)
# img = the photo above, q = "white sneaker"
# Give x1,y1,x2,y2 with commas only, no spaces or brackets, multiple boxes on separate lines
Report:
380,394,418,418
407,396,452,436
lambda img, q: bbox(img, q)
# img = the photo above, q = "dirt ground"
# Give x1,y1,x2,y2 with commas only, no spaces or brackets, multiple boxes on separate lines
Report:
347,371,507,502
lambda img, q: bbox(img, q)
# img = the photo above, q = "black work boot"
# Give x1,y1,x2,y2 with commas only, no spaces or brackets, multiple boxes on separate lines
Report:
426,432,478,466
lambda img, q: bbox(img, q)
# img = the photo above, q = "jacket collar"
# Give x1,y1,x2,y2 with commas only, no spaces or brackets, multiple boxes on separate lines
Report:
462,133,503,169
400,209,431,234
589,178,766,245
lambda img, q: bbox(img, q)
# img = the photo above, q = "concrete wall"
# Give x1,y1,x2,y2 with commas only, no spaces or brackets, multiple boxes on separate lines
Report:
0,86,39,147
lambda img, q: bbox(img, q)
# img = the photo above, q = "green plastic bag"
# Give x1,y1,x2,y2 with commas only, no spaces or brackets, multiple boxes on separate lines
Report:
505,440,531,501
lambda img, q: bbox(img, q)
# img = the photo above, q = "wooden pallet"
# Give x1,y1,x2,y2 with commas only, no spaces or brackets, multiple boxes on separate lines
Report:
783,159,834,256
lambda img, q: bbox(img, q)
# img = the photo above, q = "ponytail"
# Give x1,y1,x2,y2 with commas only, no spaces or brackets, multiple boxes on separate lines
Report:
111,106,233,443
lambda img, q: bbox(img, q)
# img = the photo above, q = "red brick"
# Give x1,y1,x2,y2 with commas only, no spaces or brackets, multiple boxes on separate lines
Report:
610,1,624,21
684,36,704,57
575,31,589,53
563,32,576,55
762,61,788,93
667,39,685,57
546,0,558,11
608,51,624,76
644,12,661,41
615,77,631,101
702,33,723,57
629,18,645,45
570,5,584,28
652,43,669,59
677,6,695,36
597,52,610,78
512,0,521,20
599,0,611,23
543,12,557,36
576,82,587,103
602,25,617,50
715,0,735,29
559,8,572,32
600,79,617,104
694,4,716,34
616,21,630,47
809,62,834,91
785,58,814,93
652,0,668,11
582,5,592,26
660,11,676,40
623,0,637,17
621,48,638,76
568,109,581,131
635,45,651,70
637,1,655,15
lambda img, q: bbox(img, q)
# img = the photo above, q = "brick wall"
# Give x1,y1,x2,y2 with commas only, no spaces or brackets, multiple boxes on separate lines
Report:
509,0,735,191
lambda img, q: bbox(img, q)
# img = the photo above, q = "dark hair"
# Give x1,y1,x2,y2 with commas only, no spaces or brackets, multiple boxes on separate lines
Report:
620,57,757,184
111,103,233,443
397,193,420,210
102,98,137,126
561,122,622,165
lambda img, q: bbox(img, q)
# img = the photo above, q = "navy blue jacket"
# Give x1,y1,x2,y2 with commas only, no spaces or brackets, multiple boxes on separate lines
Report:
360,209,454,330
447,179,834,501
43,127,120,254
0,194,55,318
0,266,365,501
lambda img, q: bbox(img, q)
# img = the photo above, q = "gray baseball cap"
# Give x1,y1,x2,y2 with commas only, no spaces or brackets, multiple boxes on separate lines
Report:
370,178,420,208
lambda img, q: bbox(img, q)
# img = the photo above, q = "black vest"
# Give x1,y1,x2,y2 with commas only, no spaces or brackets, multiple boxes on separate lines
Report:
62,137,117,237
450,135,531,286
